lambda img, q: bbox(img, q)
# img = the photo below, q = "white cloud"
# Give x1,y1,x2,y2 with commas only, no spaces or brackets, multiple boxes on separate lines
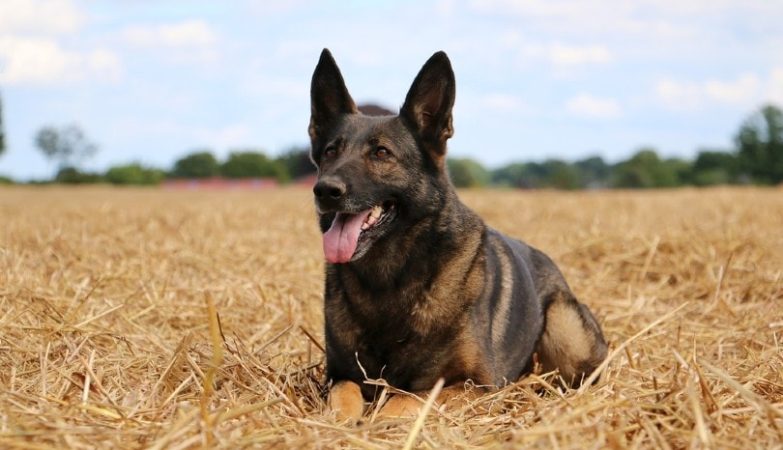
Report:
0,0,84,34
566,94,621,118
766,68,783,104
121,20,218,48
85,49,123,81
703,74,760,104
469,0,783,31
0,36,121,85
195,124,253,151
480,93,527,112
655,79,702,110
655,73,764,111
546,43,612,66
503,36,613,69
436,0,458,15
0,0,121,85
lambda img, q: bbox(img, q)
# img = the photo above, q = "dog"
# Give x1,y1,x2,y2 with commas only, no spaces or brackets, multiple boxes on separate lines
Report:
308,49,608,420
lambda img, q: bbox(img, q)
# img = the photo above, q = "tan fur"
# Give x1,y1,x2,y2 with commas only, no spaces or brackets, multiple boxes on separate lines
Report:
491,238,514,348
377,384,484,418
378,394,422,418
328,380,364,422
537,299,599,384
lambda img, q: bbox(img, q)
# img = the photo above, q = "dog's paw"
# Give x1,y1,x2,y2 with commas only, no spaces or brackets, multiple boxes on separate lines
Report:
377,394,424,418
327,381,364,422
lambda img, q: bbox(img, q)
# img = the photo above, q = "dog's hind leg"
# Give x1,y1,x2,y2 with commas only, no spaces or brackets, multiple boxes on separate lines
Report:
535,291,608,387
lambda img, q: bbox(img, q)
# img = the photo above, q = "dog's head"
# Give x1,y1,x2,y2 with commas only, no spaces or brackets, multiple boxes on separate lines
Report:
308,49,456,264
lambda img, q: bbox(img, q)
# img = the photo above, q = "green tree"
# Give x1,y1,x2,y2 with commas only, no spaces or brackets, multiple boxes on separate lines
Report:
105,163,165,185
34,124,98,171
447,158,490,188
736,104,783,184
491,163,529,188
493,160,582,189
171,150,220,178
575,156,610,188
55,167,103,184
220,150,288,181
663,157,692,186
540,159,581,190
691,150,738,186
276,147,316,179
612,148,683,188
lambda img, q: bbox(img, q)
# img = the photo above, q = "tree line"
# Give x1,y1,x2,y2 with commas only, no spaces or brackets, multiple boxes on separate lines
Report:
36,145,314,185
450,104,783,189
0,101,781,188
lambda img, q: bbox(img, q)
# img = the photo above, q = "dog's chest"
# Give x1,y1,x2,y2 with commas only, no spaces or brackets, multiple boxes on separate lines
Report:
335,289,464,387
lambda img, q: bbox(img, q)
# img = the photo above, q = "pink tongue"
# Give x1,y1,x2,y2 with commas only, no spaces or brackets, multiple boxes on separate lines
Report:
322,209,372,264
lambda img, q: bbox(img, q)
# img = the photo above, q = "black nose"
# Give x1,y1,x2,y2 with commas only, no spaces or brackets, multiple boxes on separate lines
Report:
313,178,347,200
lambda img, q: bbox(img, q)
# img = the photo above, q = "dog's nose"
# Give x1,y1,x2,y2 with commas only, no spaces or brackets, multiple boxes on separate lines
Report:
313,178,347,201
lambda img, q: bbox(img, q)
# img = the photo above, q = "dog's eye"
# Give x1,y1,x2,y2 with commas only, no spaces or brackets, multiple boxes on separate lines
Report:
323,146,337,159
373,146,391,160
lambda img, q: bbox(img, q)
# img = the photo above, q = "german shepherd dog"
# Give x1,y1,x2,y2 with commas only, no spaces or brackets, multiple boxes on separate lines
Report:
308,49,608,420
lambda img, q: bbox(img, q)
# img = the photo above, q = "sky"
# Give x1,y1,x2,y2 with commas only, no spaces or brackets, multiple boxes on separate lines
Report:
0,0,781,180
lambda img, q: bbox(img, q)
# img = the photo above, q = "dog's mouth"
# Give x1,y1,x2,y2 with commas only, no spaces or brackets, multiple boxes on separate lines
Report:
322,200,396,264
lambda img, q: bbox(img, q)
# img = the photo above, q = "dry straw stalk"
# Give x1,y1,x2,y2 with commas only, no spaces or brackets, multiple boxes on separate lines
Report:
1,186,781,448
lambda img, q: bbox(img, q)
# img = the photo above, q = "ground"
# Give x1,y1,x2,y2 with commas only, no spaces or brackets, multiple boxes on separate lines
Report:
0,186,781,449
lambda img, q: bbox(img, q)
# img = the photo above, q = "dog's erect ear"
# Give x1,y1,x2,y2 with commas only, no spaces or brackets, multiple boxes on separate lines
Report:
400,51,455,165
309,49,358,145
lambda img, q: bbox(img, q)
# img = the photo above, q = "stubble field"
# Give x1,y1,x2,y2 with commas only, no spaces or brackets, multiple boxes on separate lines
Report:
0,186,781,449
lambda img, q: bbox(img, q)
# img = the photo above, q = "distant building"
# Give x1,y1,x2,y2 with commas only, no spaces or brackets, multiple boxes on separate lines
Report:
293,174,318,187
358,103,394,116
162,177,279,190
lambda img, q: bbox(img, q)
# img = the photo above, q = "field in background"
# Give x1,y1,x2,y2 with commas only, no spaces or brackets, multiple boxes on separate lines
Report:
1,186,781,449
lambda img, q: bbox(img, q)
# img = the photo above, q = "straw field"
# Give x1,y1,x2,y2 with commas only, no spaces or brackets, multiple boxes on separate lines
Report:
1,186,781,449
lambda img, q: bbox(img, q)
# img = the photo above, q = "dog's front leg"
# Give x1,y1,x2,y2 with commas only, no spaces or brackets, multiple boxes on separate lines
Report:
328,380,364,421
377,384,481,418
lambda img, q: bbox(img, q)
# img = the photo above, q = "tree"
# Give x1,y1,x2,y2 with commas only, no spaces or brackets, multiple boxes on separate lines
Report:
34,124,98,170
691,149,739,186
171,150,220,178
575,156,610,188
612,148,683,188
276,147,316,179
491,163,529,188
736,104,783,184
55,167,103,184
0,91,6,158
539,159,582,189
106,164,165,185
220,150,288,181
447,158,490,188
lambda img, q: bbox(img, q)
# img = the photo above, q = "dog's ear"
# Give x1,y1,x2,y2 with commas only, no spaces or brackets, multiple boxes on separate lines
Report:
400,51,455,166
309,49,358,148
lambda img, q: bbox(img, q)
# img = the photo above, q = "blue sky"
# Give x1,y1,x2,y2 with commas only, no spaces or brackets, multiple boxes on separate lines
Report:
1,0,781,179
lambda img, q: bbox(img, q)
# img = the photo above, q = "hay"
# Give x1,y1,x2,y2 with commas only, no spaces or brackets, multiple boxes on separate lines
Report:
1,185,781,449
